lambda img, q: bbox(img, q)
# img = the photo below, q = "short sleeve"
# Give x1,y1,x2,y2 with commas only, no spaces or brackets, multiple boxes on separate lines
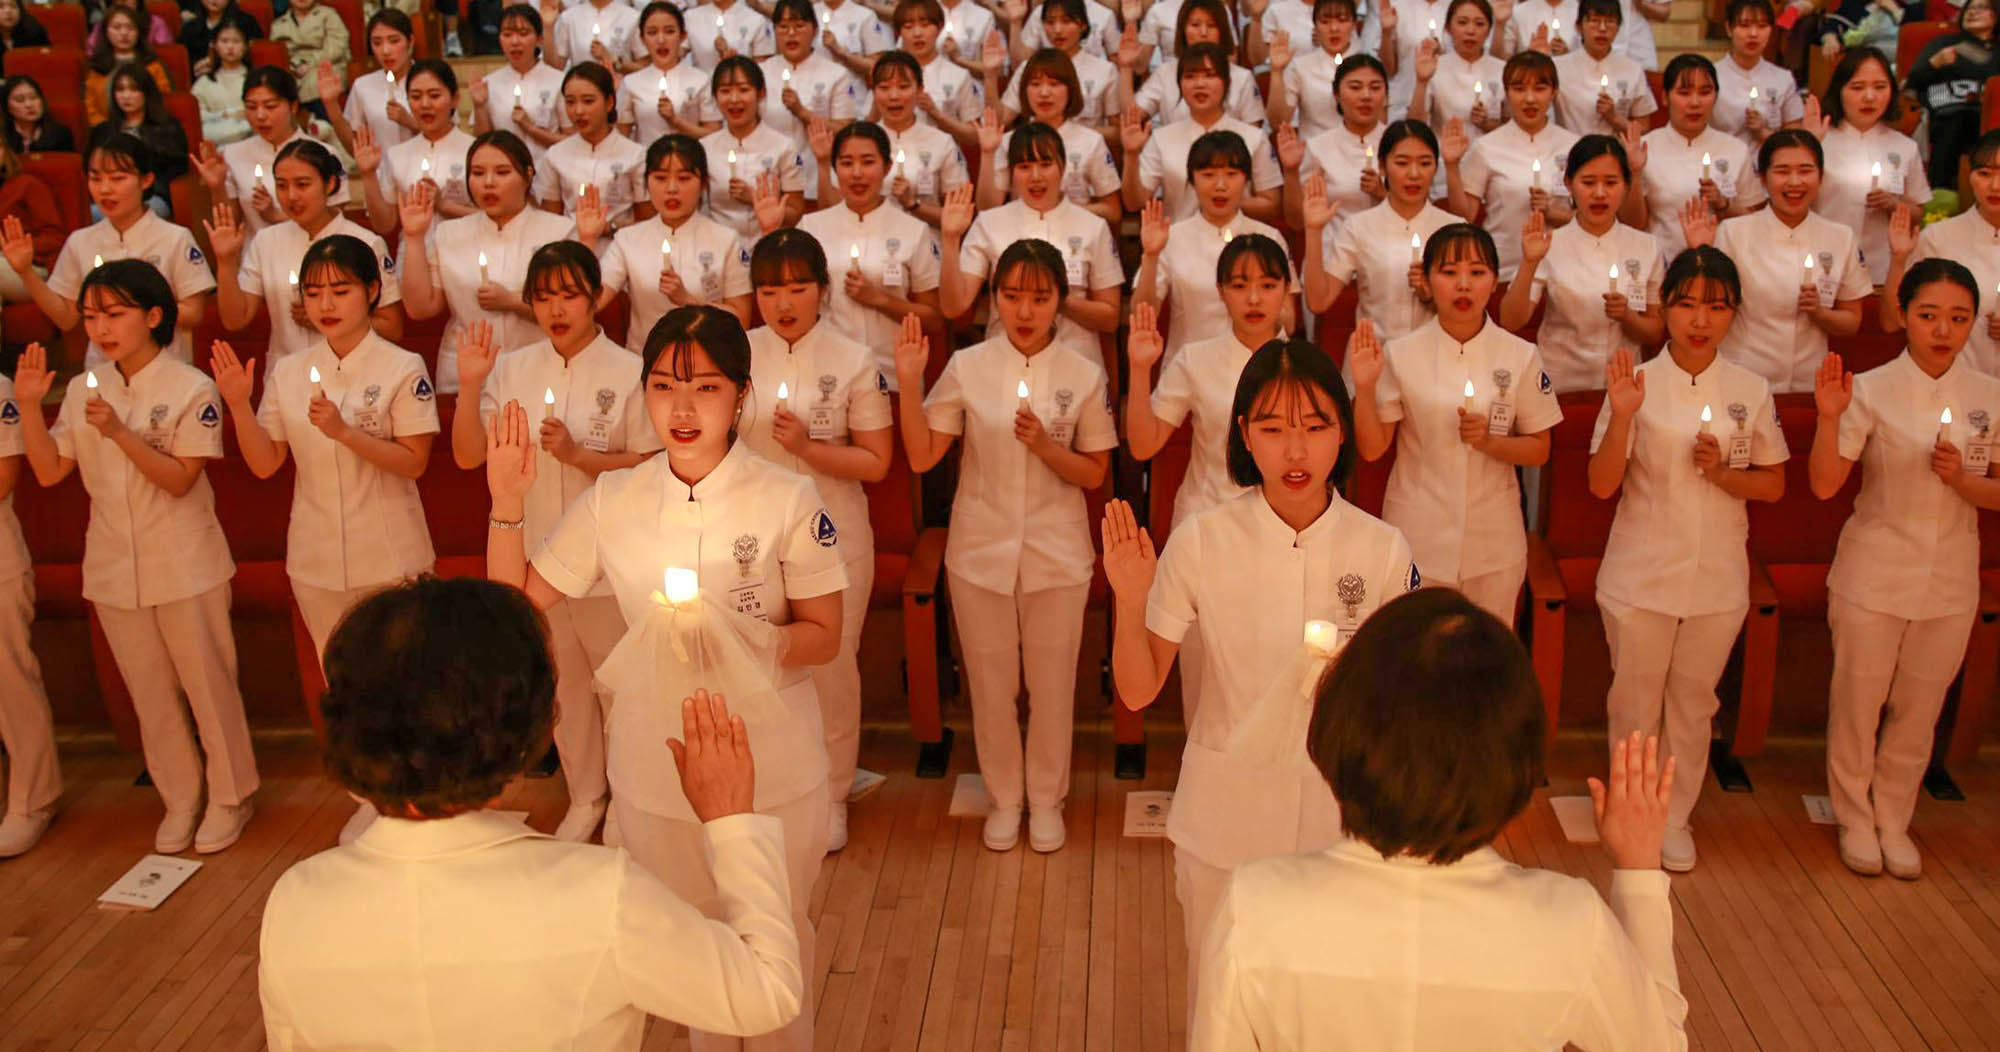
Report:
1836,378,1874,461
777,147,807,193
172,379,227,458
46,237,86,300
1515,348,1565,434
0,395,22,459
255,368,288,442
168,232,219,297
922,355,968,435
238,230,269,295
847,362,892,432
370,236,402,307
1144,522,1201,643
599,234,632,294
1138,136,1164,196
1836,240,1871,301
1248,132,1283,194
1777,79,1806,124
939,144,972,191
722,238,754,298
49,386,78,460
778,484,850,600
830,77,863,121
1460,138,1495,202
1074,371,1118,452
531,482,605,598
959,217,998,280
1325,221,1362,284
1133,68,1170,119
389,360,442,437
1151,352,1196,428
341,88,363,133
907,228,942,293
532,155,558,203
1630,83,1659,121
1081,144,1120,198
1374,348,1408,424
1087,223,1124,290
1749,388,1789,466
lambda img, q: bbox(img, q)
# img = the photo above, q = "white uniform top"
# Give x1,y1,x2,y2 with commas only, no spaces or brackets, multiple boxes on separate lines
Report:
758,51,864,200
994,120,1120,204
1388,0,1455,104
1137,114,1284,221
1375,318,1564,580
552,0,646,69
1323,199,1458,341
700,123,808,241
0,377,28,585
619,63,722,146
917,54,985,126
477,333,660,593
935,0,997,66
683,2,777,71
1458,120,1580,280
1498,0,1578,55
50,358,232,609
1816,122,1931,285
1525,219,1663,394
1827,352,2000,622
343,68,414,152
797,201,943,383
1002,49,1117,124
1613,0,1658,70
1636,125,1762,259
1260,0,1386,74
1150,332,1257,528
1906,209,2000,375
959,197,1124,363
259,811,803,1052
1192,844,1686,1051
1591,353,1789,617
882,121,972,206
1421,50,1506,150
1552,48,1656,136
1710,55,1805,150
532,443,848,812
1018,2,1118,58
600,213,753,356
256,332,439,591
379,126,478,217
815,0,892,57
534,130,648,231
1298,122,1387,244
421,206,579,394
238,216,401,365
220,129,355,237
741,322,893,556
1714,208,1870,394
49,212,218,366
1133,60,1269,127
1147,212,1290,362
923,335,1118,593
479,62,569,163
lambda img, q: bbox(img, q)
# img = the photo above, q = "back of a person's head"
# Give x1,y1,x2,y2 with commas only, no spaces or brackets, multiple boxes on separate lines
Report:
1307,589,1545,865
320,577,556,820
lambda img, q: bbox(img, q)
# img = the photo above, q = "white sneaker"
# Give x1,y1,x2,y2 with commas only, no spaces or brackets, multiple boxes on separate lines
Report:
825,800,849,853
444,32,465,57
1028,806,1066,853
982,806,1021,851
1661,825,1696,873
156,810,199,854
1879,828,1922,880
1838,825,1883,876
553,798,607,843
195,801,254,853
339,802,378,845
0,810,53,857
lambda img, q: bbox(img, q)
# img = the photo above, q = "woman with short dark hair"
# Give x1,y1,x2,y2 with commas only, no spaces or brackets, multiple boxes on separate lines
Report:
1191,589,1689,1050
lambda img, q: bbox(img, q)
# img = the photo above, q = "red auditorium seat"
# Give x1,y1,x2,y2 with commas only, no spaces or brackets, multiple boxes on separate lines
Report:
154,42,192,90
2,154,87,359
238,0,275,32
1838,297,1907,376
1,48,86,106
42,96,86,149
35,4,88,49
248,40,291,73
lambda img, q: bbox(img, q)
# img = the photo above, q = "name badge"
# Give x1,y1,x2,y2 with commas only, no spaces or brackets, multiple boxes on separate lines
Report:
808,402,839,441
1063,163,1084,199
730,574,768,620
701,269,721,297
584,414,614,453
1967,439,1991,475
353,406,387,438
1065,255,1086,286
1814,267,1838,310
1883,159,1908,196
1048,412,1075,446
916,167,936,196
1726,430,1752,470
1621,269,1647,305
883,258,906,287
1486,398,1514,436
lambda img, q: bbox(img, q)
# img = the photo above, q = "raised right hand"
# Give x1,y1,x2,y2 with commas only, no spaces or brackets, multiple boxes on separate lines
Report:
940,183,975,238
1814,352,1852,420
1138,198,1168,256
1605,347,1645,418
1120,105,1150,154
315,61,342,107
1589,732,1674,871
1520,207,1550,264
352,124,381,175
189,140,227,189
1887,203,1917,258
486,399,539,500
1346,320,1385,389
893,312,931,385
1127,301,1163,371
203,201,246,262
209,340,257,408
666,689,757,823
456,319,499,391
0,215,36,274
977,107,1003,155
12,343,55,404
1439,116,1468,166
1100,498,1158,600
398,180,437,238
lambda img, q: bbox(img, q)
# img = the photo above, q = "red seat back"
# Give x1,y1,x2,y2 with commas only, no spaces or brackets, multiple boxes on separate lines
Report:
864,409,919,607
1897,22,1955,78
1748,393,1859,572
163,92,202,154
2,47,86,101
238,0,276,32
1539,391,1615,561
1315,284,1359,367
37,4,88,49
1837,296,1906,375
41,96,86,148
154,42,191,89
1147,428,1193,546
330,1,370,62
19,153,87,231
248,39,291,71
418,400,489,565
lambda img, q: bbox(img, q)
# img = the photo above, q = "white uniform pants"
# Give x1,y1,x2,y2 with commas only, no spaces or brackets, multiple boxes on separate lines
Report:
1827,596,1976,837
948,573,1088,812
1601,597,1747,829
1174,846,1232,1027
1432,561,1526,626
94,583,259,814
615,789,828,1051
547,594,626,809
0,572,61,816
818,549,873,807
294,577,400,667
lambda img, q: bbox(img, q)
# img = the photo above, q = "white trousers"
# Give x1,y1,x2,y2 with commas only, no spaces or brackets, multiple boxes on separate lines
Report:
547,594,626,809
1827,596,1976,837
94,583,259,813
293,578,393,668
817,550,874,807
1432,561,1526,626
616,789,828,1051
0,572,61,816
947,573,1089,812
1174,846,1232,1027
1601,597,1747,829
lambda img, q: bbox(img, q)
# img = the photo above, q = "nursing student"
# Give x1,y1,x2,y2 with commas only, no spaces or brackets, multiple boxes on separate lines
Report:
1811,48,1931,286
867,50,974,228
1348,223,1563,621
738,230,894,853
2,134,213,367
1552,0,1658,136
1000,0,1116,134
1499,134,1664,392
1810,259,2000,881
978,49,1121,226
1881,130,2000,376
760,0,866,203
1120,43,1284,225
1303,120,1457,343
615,2,721,147
1408,0,1507,152
1444,50,1580,283
317,9,418,156
1267,0,1372,140
1707,0,1803,151
0,350,59,859
942,125,1123,371
472,4,568,163
1280,54,1390,244
399,131,581,394
188,66,352,239
1131,133,1292,363
600,134,755,357
356,59,478,236
549,0,646,72
896,243,1117,854
12,262,259,856
701,57,809,241
451,242,657,845
1107,337,1419,1017
1620,53,1763,261
1118,0,1267,128
487,304,846,1052
535,63,649,243
890,0,986,151
208,236,438,841
795,122,945,385
208,139,404,367
1702,130,1868,394
1588,246,1787,872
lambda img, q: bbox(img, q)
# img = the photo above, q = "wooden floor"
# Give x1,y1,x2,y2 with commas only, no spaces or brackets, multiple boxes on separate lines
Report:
5,722,2000,1051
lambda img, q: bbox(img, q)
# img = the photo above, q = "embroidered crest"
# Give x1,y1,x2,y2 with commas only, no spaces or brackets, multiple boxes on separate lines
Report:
1974,410,1992,436
818,373,838,401
1623,256,1641,277
1888,151,1902,167
0,400,16,425
886,237,902,257
732,533,759,577
1818,251,1834,272
413,377,435,401
1713,157,1730,175
1491,368,1512,396
198,403,220,427
1054,388,1075,415
920,150,933,167
148,403,169,429
1728,402,1749,429
812,509,839,547
1067,235,1083,256
364,384,383,407
1335,573,1367,622
596,387,617,415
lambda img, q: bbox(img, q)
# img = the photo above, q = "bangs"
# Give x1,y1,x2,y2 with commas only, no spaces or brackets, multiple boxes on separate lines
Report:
750,254,820,288
994,257,1061,294
651,339,718,382
1247,373,1333,425
79,282,142,313
300,257,364,288
1665,274,1737,308
528,261,594,300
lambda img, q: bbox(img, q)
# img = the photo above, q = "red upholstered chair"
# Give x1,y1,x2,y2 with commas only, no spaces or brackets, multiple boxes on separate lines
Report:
36,4,89,49
2,47,87,102
1645,72,1668,130
2,154,87,358
1985,74,2000,132
331,2,370,62
206,453,310,725
154,42,192,90
41,96,87,148
238,0,276,32
1896,21,1954,79
248,39,291,72
1837,296,1908,376
145,1,183,40
1947,509,2000,763
421,399,489,581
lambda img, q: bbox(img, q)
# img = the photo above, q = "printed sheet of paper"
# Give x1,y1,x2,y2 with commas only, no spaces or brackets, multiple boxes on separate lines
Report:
848,768,888,802
1123,791,1174,837
1549,796,1601,844
98,855,202,912
948,773,990,817
1802,795,1837,826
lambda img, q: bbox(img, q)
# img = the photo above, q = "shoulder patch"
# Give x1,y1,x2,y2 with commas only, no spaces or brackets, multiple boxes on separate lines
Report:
1407,563,1421,592
0,400,16,425
1537,370,1552,395
875,371,889,393
413,376,435,401
812,508,839,547
198,403,220,427
188,244,205,264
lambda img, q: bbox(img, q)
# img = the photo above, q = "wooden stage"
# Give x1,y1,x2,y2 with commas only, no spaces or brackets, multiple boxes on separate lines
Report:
4,721,2000,1051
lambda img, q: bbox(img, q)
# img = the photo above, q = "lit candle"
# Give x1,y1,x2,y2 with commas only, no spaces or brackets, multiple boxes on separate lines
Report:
945,17,954,38
308,364,321,398
1607,262,1619,292
385,69,395,87
92,254,103,269
661,237,672,261
849,243,861,263
1428,16,1438,37
1409,232,1423,262
1700,151,1712,182
781,67,791,85
419,156,431,177
663,567,699,605
1472,79,1484,103
1598,73,1609,94
251,162,263,187
659,78,670,102
716,14,725,32
727,148,738,177
1463,378,1476,412
513,83,522,101
1364,143,1376,168
1747,85,1759,113
591,21,600,36
85,371,98,391
776,380,790,412
1221,227,1234,242
1302,620,1337,654
477,251,489,283
1700,404,1713,434
1940,407,1954,444
1550,17,1561,36
1530,156,1543,190
894,148,906,183
1870,160,1882,192
543,386,556,421
1802,252,1815,285
1017,377,1031,411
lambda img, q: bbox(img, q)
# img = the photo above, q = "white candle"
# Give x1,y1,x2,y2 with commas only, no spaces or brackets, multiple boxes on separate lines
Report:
385,69,394,87
1940,407,1954,444
1550,17,1561,36
1462,378,1476,411
1409,232,1423,262
663,567,699,605
1802,252,1815,285
1428,16,1438,37
727,148,738,177
1530,157,1543,190
781,67,791,85
716,14,725,32
1598,73,1609,94
1221,227,1234,242
776,380,790,412
1700,404,1713,434
419,156,431,177
661,237,672,260
1747,84,1759,111
1472,79,1484,102
894,148,906,183
1870,160,1882,192
85,371,98,391
659,78,670,102
513,83,522,101
591,21,600,36
1303,620,1337,654
1017,377,1031,411
307,364,321,398
251,162,263,188
1332,52,1345,65
1700,151,1712,182
477,251,489,283
945,17,954,38
543,386,556,421
849,243,861,263
1364,143,1376,168
1607,262,1619,292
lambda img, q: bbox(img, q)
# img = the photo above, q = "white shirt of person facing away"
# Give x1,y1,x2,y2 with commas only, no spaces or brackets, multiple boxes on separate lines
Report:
258,577,803,1052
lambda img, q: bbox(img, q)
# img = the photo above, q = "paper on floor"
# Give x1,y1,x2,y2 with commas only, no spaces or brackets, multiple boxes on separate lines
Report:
848,768,887,802
1549,796,1601,843
1123,791,1173,837
948,773,990,817
98,855,202,912
1802,795,1837,826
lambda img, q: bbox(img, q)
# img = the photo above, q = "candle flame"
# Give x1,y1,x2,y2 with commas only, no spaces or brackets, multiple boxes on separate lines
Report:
1463,379,1476,398
1303,620,1337,654
92,254,103,268
385,69,394,85
895,149,906,165
1410,232,1422,248
662,238,672,256
544,387,555,406
1700,151,1712,166
85,371,98,390
288,269,298,285
1748,85,1759,100
1871,161,1882,176
1017,378,1031,399
1608,263,1619,280
727,149,738,164
309,365,321,383
513,83,522,99
477,251,488,267
777,380,789,400
1802,253,1815,270
782,68,791,82
1942,407,1954,426
663,567,699,604
1531,157,1542,173
850,243,861,260
420,156,431,173
252,163,263,179
1599,74,1609,89
1701,404,1712,423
